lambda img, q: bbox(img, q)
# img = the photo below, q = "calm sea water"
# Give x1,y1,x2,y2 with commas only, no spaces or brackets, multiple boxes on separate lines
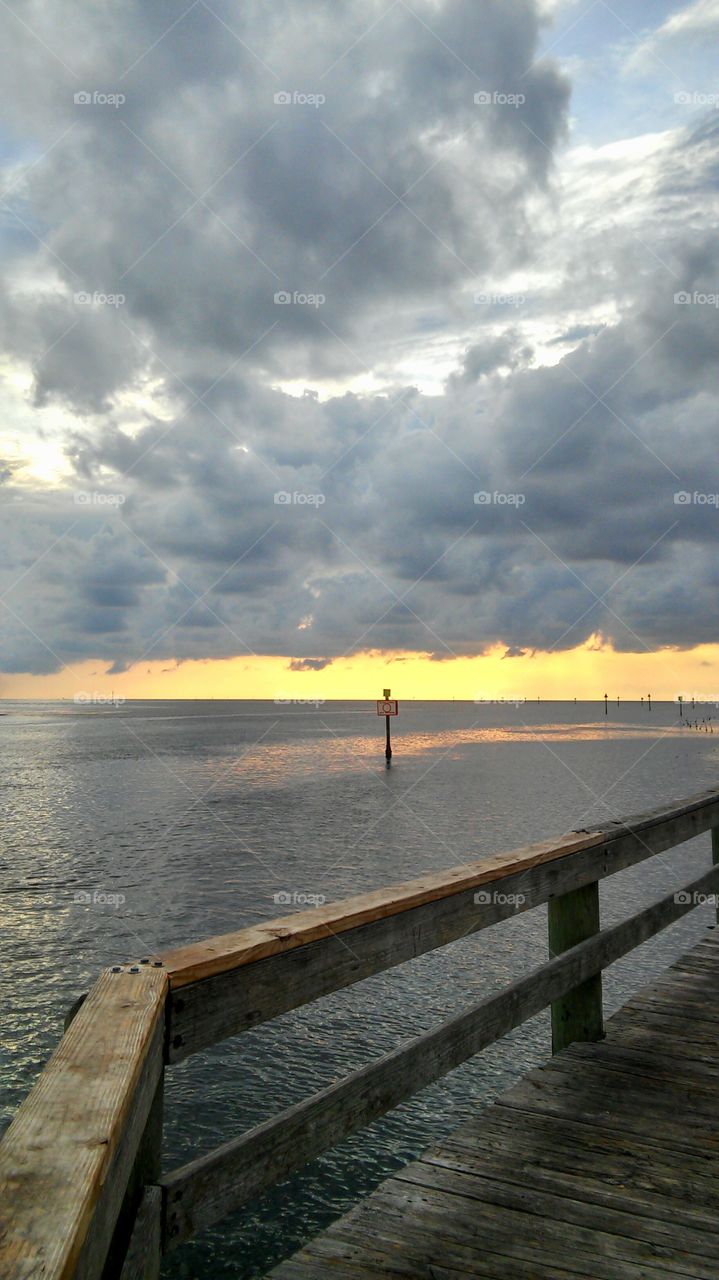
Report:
2,698,718,1277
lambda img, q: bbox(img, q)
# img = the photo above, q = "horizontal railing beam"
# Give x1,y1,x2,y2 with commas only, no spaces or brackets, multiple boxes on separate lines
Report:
160,861,719,1247
166,787,719,1060
160,830,604,986
0,968,167,1280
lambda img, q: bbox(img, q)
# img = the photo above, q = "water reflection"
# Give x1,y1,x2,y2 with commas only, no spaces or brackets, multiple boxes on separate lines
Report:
1,700,718,1279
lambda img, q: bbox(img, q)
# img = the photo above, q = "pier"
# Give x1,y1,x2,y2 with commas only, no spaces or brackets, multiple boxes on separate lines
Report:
270,935,719,1278
2,786,719,1277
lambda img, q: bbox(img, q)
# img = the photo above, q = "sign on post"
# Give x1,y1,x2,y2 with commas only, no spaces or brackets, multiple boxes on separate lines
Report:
378,690,398,760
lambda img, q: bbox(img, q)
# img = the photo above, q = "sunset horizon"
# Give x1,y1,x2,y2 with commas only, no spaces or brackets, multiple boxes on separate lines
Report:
2,637,719,702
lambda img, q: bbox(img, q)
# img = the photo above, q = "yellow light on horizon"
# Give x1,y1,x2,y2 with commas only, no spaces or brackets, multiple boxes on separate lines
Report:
1,638,718,702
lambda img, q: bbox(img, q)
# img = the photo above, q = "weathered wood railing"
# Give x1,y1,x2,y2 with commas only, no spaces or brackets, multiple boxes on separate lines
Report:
2,785,719,1278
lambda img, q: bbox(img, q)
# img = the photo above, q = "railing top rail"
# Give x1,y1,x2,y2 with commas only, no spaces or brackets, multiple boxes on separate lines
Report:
160,832,599,988
159,785,719,989
0,967,166,1280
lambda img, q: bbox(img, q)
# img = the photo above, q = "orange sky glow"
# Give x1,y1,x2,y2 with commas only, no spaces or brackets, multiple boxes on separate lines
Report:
2,637,718,702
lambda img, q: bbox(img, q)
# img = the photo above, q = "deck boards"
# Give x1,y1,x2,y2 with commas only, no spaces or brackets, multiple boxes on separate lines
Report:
266,932,719,1279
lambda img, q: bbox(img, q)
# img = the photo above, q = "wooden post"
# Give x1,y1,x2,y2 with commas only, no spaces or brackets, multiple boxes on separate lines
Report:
383,688,392,760
110,1073,164,1280
604,693,608,715
547,882,603,1053
713,827,719,925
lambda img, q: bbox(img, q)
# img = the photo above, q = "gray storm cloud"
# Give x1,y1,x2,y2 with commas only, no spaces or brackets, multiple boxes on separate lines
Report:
1,1,718,675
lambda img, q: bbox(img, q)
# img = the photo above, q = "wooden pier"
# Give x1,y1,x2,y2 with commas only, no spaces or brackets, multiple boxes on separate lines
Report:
269,934,719,1279
1,786,719,1278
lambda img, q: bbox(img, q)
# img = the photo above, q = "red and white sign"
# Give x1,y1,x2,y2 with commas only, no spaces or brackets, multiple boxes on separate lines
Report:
377,700,399,716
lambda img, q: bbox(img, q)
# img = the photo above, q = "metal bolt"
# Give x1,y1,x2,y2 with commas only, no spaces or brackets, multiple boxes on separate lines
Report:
140,958,150,964
111,966,123,973
129,966,140,973
152,960,163,967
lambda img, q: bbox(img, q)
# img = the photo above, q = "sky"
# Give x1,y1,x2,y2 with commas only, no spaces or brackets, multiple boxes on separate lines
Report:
0,0,718,701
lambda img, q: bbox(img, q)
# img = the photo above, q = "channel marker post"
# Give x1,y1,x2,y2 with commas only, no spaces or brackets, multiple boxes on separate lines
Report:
377,688,398,759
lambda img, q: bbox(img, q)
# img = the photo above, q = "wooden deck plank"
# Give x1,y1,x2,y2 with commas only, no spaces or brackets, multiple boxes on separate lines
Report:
423,1142,719,1235
266,935,719,1280
284,1197,685,1280
295,1220,629,1280
440,1117,719,1212
308,1192,698,1279
394,1158,719,1256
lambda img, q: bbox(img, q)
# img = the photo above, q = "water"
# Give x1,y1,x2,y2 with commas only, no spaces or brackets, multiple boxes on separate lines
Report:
1,698,718,1277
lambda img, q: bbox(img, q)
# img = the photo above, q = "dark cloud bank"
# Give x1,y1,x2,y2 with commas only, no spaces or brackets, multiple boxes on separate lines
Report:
1,0,718,675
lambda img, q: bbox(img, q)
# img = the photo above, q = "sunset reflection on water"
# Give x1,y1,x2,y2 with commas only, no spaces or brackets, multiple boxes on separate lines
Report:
210,719,690,791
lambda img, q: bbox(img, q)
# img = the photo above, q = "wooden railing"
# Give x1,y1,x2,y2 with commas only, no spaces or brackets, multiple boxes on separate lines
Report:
2,786,719,1278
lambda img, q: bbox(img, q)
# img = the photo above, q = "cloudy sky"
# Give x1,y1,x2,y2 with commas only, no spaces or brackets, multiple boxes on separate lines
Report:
1,0,718,699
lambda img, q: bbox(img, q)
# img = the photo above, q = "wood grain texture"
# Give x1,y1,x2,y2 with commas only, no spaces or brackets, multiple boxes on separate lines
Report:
0,967,167,1280
168,791,719,1060
160,830,603,987
117,1187,161,1280
265,932,719,1279
547,881,603,1052
160,786,719,992
166,847,607,1061
161,863,719,1245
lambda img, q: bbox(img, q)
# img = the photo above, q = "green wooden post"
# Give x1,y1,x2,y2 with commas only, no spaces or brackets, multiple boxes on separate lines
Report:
547,882,604,1053
706,829,711,921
